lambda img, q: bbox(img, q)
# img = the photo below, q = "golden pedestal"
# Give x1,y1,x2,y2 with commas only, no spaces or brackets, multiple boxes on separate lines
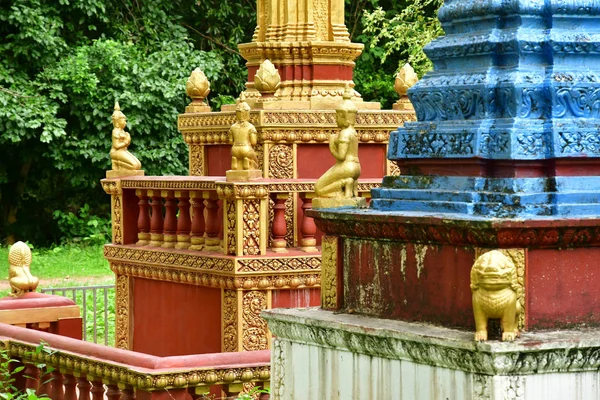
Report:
226,169,263,182
312,197,367,209
106,170,145,179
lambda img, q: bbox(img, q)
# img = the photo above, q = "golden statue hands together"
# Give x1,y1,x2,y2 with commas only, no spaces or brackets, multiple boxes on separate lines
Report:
314,86,361,199
110,102,141,171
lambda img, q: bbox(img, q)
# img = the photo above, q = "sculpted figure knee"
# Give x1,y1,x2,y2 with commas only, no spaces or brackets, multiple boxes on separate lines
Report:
110,102,141,171
314,86,361,199
8,241,39,297
230,95,259,171
470,250,521,342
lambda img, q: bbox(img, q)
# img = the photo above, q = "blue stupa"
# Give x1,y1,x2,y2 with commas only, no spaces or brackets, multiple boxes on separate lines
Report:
372,0,600,217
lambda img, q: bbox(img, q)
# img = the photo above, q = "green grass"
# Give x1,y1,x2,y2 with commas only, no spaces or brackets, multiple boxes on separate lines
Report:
1,244,115,346
0,244,111,280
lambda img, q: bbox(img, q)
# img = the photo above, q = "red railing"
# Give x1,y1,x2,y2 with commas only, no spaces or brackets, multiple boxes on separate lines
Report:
0,323,270,399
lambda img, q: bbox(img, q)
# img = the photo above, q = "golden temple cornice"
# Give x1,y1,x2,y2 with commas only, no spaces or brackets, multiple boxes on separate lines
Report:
105,245,322,291
239,41,364,66
178,109,415,145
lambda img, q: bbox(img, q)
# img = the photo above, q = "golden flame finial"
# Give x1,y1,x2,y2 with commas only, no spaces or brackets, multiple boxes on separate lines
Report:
8,241,39,297
112,101,125,121
394,63,419,97
236,92,251,113
338,83,357,114
254,59,281,95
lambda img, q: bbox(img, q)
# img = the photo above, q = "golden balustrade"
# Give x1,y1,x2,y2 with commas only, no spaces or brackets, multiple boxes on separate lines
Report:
101,175,379,254
0,322,270,400
101,175,379,355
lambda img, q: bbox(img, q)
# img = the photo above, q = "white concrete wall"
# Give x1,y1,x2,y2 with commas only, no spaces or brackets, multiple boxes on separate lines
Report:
265,308,600,400
273,339,600,400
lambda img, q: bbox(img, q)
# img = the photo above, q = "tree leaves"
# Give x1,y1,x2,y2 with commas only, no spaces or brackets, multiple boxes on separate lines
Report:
0,0,231,244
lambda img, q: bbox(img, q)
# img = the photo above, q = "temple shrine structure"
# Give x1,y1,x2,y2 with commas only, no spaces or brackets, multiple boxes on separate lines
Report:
264,0,600,399
100,0,414,357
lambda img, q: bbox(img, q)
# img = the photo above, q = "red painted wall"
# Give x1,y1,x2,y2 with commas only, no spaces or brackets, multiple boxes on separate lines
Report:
297,144,386,179
272,288,320,308
527,248,600,329
132,278,222,356
342,239,476,329
206,145,231,176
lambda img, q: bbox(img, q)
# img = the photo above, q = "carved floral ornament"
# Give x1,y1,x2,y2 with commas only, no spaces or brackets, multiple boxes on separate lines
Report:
266,308,600,377
109,262,321,291
178,110,408,130
313,216,600,249
394,63,418,97
186,68,211,105
216,183,269,199
101,179,122,195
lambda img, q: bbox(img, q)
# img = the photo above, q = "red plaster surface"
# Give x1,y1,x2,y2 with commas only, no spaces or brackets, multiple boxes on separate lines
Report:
54,317,83,339
527,248,600,329
132,278,221,356
342,239,475,329
297,144,385,179
123,189,140,245
272,288,320,309
206,145,232,176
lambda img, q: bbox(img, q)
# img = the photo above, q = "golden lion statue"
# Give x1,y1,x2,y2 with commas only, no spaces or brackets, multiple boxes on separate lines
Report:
470,250,521,341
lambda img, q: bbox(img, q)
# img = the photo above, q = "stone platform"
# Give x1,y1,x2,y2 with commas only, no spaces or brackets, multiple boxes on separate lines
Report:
264,307,600,400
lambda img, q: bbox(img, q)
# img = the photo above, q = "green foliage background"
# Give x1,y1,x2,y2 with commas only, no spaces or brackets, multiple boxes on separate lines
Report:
0,0,441,246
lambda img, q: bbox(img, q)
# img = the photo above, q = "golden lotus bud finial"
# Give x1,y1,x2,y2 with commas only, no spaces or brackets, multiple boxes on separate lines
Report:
254,59,281,95
185,68,212,113
8,241,39,297
186,68,211,102
394,63,419,97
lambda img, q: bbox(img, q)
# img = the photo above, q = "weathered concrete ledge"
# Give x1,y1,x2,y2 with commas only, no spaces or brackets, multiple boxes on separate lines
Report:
264,308,600,399
264,307,600,375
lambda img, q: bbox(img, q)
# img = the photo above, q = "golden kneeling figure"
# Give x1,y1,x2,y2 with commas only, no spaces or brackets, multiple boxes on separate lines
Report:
8,241,39,297
230,99,259,171
470,250,521,342
314,86,364,208
110,102,142,171
226,94,261,182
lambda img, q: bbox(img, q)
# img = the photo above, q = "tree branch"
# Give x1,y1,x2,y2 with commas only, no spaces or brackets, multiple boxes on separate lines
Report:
181,23,241,56
0,86,34,99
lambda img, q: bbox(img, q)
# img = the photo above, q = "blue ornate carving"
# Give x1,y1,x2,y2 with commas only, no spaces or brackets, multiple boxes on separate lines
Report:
377,0,600,217
389,0,600,163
